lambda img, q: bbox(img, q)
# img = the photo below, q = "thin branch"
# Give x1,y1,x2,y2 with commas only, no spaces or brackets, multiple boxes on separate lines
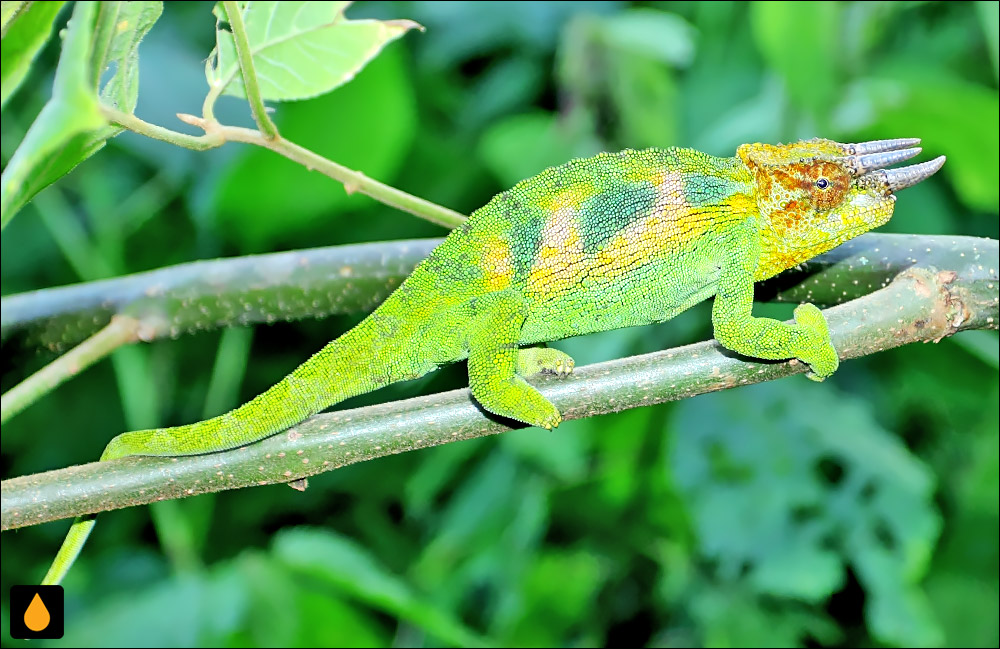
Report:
99,105,222,150
2,238,439,350
3,247,997,530
222,0,278,139
0,315,140,425
96,106,467,228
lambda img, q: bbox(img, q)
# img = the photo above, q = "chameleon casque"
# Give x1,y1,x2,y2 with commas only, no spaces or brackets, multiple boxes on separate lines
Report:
44,137,944,584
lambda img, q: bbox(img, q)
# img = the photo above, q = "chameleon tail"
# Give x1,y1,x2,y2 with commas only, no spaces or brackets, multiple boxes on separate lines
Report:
102,320,405,460
42,515,95,585
43,313,421,585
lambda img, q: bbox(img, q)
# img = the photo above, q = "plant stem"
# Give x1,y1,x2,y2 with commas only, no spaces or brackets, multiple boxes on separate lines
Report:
216,123,468,228
222,0,278,139
99,105,222,150
0,315,140,424
99,107,467,228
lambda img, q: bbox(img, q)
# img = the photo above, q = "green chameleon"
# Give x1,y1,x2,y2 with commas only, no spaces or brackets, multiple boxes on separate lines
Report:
43,137,944,585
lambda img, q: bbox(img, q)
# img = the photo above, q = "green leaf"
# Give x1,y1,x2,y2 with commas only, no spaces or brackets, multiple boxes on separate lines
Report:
207,0,423,102
273,527,487,647
0,1,162,228
0,0,65,108
91,1,163,112
0,0,28,34
598,8,696,67
977,0,999,83
669,381,943,646
607,49,680,148
0,1,105,227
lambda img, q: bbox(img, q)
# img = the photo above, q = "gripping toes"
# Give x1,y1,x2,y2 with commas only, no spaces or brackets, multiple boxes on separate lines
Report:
471,375,564,429
793,303,839,381
517,347,576,377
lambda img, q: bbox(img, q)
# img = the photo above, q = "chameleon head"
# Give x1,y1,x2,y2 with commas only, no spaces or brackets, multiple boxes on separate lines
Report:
737,137,946,279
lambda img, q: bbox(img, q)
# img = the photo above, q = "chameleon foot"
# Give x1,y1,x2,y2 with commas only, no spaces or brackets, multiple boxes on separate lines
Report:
792,303,839,381
517,347,576,377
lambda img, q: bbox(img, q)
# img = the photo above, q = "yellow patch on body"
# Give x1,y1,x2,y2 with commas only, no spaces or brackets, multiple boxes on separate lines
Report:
537,184,598,213
480,237,513,291
526,203,586,296
524,182,601,296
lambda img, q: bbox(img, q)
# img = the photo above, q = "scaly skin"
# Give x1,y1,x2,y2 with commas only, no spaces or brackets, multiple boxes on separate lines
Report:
43,138,945,585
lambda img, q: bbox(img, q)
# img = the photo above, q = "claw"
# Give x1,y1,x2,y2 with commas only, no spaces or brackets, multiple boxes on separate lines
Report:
881,155,947,191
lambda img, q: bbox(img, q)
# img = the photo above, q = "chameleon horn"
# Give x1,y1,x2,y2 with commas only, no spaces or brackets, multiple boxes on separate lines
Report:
845,138,921,155
882,155,947,191
848,147,922,175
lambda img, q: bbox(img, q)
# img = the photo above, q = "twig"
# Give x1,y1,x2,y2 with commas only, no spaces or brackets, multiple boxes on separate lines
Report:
98,105,467,228
0,315,141,424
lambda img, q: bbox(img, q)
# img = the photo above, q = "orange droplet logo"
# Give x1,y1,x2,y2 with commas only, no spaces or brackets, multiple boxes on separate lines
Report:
24,592,50,632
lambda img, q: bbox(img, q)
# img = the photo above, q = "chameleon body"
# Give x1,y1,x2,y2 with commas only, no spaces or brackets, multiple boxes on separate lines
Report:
44,138,944,584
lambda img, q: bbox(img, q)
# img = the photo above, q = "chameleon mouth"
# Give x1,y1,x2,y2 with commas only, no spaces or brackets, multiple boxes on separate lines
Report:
840,138,947,191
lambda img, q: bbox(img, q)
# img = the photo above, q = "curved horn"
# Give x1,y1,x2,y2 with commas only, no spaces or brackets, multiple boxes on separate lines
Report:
881,156,947,191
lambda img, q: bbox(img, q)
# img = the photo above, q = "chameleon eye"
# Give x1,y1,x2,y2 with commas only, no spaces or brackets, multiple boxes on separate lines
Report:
816,178,830,189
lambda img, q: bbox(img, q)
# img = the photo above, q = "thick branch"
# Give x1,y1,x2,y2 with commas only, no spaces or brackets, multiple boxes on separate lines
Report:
2,239,440,351
3,244,996,531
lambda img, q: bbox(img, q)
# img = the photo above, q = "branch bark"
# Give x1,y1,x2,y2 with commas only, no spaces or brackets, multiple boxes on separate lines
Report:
3,235,996,531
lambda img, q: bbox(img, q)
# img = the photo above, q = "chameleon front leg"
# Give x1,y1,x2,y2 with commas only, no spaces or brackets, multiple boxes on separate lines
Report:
466,291,564,429
711,225,839,380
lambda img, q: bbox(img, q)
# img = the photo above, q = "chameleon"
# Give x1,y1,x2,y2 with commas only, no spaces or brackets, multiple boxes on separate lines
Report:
42,137,944,585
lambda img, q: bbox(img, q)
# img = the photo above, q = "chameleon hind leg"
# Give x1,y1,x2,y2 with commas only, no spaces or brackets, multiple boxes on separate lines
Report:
466,291,563,429
516,345,575,377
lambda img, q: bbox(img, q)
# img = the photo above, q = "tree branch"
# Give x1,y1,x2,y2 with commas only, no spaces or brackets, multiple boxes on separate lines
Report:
2,236,996,530
2,239,440,350
96,105,468,229
205,121,467,228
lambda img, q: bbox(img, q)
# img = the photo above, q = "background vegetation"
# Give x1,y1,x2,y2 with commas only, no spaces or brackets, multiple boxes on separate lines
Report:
2,1,997,646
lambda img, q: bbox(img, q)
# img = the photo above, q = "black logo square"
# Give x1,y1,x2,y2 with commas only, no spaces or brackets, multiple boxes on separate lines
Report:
9,585,64,639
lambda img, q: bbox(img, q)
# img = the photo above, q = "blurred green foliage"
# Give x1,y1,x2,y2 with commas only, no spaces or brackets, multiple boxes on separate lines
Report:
1,1,997,647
